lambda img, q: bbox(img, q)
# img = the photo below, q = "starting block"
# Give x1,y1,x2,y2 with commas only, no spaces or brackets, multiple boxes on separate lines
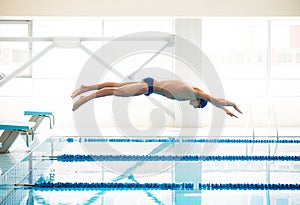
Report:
0,121,35,153
24,109,54,129
0,109,54,154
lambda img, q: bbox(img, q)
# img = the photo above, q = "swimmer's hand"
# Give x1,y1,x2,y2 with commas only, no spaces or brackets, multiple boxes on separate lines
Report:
226,110,238,118
216,105,241,118
233,104,243,114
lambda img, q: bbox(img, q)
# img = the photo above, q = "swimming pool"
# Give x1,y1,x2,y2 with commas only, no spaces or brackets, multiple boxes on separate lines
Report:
1,136,300,205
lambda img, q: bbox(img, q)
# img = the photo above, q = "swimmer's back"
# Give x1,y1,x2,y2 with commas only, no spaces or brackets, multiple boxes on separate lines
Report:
154,80,197,100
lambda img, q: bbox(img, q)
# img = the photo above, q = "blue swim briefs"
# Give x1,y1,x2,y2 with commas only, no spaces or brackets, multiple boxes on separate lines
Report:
143,77,154,96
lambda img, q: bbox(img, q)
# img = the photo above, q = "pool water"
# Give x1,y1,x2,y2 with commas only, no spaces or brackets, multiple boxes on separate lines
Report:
1,136,300,205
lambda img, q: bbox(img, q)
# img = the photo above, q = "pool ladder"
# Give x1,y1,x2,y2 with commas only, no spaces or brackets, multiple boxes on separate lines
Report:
246,104,279,156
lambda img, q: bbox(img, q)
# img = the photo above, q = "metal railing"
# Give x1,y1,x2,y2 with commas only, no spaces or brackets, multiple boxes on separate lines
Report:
0,137,56,204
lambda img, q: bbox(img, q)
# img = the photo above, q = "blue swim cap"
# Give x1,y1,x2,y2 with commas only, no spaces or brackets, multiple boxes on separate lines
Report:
199,99,208,108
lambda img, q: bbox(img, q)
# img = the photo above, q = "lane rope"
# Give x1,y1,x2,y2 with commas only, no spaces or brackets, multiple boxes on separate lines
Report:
65,137,300,144
56,154,300,162
20,182,300,191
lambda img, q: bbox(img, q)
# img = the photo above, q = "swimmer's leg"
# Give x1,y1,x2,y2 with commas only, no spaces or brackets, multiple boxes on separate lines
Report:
71,81,138,99
113,83,148,97
72,83,147,111
72,87,115,111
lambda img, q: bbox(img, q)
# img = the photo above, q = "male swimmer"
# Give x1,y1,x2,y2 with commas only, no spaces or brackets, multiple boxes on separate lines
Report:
72,77,242,118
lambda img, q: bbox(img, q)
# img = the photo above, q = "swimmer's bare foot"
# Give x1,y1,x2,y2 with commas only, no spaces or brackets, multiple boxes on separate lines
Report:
71,85,87,99
72,96,87,111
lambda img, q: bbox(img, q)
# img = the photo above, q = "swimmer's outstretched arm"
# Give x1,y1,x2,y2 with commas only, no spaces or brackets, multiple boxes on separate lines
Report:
209,98,242,118
213,98,243,114
193,87,242,116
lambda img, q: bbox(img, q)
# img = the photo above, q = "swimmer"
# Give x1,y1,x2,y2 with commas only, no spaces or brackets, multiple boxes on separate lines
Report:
72,77,242,118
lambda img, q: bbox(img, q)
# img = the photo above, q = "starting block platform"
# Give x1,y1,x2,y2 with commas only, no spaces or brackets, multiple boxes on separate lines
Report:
0,121,35,153
24,109,54,129
0,121,35,131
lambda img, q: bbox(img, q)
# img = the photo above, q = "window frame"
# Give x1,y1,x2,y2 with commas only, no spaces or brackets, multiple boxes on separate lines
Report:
0,20,33,78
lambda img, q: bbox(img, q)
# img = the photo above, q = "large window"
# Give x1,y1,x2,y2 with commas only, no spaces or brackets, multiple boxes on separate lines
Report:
270,20,300,97
31,18,174,80
29,18,174,127
202,20,267,67
102,19,174,80
271,21,300,65
202,19,300,98
202,19,268,97
0,20,32,77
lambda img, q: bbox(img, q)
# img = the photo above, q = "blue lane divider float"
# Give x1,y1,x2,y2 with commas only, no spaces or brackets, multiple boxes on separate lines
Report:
33,182,194,190
65,137,300,144
56,154,300,162
199,183,300,190
30,182,300,191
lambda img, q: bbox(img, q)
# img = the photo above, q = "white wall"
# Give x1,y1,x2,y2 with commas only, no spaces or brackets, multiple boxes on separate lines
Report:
0,0,300,16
